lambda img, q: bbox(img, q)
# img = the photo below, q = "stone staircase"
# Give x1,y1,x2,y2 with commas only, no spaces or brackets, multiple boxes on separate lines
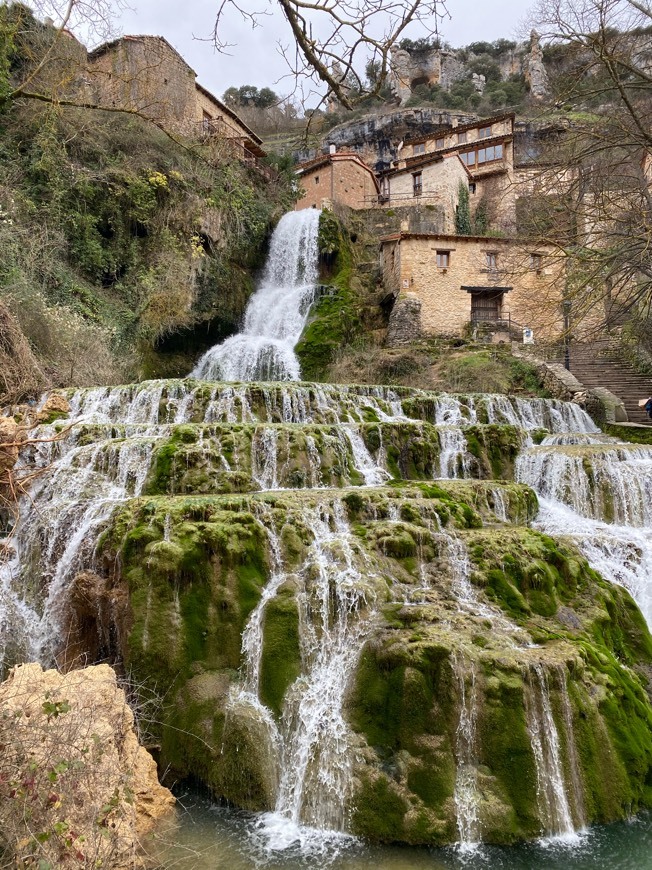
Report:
561,340,652,425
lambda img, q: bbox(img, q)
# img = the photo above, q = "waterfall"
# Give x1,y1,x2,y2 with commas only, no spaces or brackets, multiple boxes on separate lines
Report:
251,500,376,851
558,665,586,830
518,444,652,526
452,653,481,852
191,209,321,382
438,427,469,479
524,663,577,840
0,431,154,669
516,428,652,628
4,350,650,854
343,426,390,486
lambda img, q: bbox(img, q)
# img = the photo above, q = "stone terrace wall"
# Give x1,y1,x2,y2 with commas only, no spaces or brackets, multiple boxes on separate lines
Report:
89,37,196,130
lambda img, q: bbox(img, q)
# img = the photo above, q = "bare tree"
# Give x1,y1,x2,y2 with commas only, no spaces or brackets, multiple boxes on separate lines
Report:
521,0,652,332
0,0,128,106
212,0,449,110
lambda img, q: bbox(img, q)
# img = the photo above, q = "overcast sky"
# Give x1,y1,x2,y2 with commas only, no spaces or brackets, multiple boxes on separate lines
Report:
108,0,533,103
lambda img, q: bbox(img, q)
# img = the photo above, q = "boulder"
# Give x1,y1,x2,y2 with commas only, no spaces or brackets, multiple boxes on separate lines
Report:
0,663,175,869
38,392,71,423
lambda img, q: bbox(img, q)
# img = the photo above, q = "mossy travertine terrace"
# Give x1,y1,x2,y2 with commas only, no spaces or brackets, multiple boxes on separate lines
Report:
3,378,652,848
17,377,646,847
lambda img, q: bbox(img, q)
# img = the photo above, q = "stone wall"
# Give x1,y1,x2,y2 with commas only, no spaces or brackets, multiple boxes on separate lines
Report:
89,37,196,129
383,234,564,338
524,358,627,423
88,37,256,146
295,158,378,210
195,89,250,139
362,204,447,239
386,296,422,345
473,164,518,235
384,154,468,233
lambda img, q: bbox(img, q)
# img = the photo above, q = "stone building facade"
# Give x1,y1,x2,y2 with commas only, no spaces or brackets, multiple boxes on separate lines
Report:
378,113,518,234
381,232,564,341
87,36,264,159
294,151,379,210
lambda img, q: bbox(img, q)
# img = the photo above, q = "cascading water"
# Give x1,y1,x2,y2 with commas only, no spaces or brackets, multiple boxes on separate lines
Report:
452,653,481,852
191,209,321,382
3,333,651,860
242,499,378,854
516,417,652,628
0,428,154,668
524,663,577,840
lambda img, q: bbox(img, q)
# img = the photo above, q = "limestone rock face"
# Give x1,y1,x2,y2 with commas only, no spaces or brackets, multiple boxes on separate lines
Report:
0,416,20,478
525,30,549,98
0,663,174,869
472,72,486,94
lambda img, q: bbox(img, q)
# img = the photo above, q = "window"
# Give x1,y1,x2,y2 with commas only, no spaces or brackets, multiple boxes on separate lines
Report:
479,125,492,139
435,137,445,149
202,111,213,133
460,143,503,168
530,253,542,271
469,182,477,194
379,178,390,203
315,175,320,184
486,252,498,270
413,143,425,155
436,251,450,268
412,171,423,196
457,131,467,144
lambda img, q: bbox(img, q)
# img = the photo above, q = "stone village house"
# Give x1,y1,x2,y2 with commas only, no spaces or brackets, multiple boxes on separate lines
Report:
294,150,379,211
87,35,266,167
294,113,567,341
381,232,565,344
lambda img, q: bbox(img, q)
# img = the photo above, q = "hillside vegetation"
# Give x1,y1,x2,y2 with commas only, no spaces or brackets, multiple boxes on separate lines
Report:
0,100,293,403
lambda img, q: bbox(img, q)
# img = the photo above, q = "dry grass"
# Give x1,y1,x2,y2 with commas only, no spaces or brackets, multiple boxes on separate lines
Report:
328,341,434,388
0,303,46,406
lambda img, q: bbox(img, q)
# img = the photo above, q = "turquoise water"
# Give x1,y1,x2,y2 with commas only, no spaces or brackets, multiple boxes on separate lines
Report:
147,795,652,870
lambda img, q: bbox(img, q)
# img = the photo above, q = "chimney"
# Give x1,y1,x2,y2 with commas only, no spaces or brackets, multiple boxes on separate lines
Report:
329,144,337,155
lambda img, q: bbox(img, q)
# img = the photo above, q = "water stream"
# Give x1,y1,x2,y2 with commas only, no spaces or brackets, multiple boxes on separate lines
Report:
192,208,321,382
1,208,652,864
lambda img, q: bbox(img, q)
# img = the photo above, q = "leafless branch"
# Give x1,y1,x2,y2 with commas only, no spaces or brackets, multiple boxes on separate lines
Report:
212,0,449,109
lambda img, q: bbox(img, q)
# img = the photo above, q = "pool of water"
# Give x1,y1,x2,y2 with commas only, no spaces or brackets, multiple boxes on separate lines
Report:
146,795,652,870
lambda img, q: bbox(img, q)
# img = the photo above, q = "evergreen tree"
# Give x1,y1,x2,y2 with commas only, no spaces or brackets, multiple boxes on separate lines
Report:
455,182,473,235
473,198,489,236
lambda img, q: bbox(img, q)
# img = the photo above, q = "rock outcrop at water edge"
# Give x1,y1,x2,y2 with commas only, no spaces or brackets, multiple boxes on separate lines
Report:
0,663,175,868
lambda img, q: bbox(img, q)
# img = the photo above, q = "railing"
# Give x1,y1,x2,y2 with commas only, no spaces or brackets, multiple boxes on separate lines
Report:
363,191,441,206
469,312,526,333
192,123,276,180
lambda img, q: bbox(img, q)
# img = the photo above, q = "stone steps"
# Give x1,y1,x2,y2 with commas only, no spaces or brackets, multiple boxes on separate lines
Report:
551,341,652,425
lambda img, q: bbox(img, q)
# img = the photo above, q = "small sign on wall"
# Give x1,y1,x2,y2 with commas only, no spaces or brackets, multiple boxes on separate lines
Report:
402,279,409,288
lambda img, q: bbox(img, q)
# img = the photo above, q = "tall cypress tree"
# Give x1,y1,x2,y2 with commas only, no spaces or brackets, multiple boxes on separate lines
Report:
455,182,473,235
